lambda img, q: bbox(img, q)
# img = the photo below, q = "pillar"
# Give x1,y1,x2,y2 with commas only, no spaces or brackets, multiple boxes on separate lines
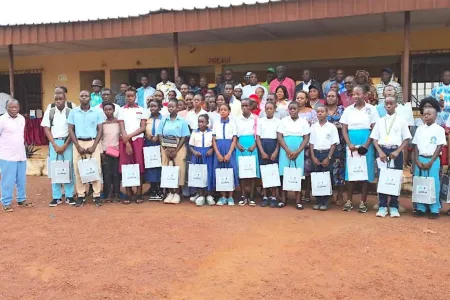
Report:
104,68,111,89
214,65,223,77
173,32,179,80
8,44,14,98
401,11,410,102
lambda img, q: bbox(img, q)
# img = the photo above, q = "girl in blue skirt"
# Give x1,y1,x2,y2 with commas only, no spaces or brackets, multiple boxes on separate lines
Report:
189,114,215,206
212,104,239,206
256,101,280,207
236,99,260,206
340,84,379,213
277,101,311,209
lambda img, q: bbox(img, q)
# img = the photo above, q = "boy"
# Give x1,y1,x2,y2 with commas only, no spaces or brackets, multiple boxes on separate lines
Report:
371,96,411,217
309,105,339,210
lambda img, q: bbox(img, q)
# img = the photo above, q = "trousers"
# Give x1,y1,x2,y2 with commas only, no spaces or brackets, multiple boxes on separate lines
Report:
102,154,120,197
49,140,74,199
313,149,331,206
0,160,27,206
378,146,403,209
73,140,102,198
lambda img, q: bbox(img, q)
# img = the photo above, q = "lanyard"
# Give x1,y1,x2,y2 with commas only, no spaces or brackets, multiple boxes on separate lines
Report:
385,113,397,136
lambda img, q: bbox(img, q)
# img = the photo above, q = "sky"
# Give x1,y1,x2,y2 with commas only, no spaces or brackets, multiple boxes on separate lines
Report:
1,0,275,25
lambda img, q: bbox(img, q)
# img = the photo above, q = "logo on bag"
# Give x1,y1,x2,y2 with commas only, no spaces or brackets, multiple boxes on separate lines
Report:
55,168,67,176
385,177,396,186
244,164,253,171
417,185,429,195
220,177,230,184
85,167,96,176
167,174,175,181
316,181,327,188
126,172,137,180
193,173,201,180
353,166,363,173
287,176,298,184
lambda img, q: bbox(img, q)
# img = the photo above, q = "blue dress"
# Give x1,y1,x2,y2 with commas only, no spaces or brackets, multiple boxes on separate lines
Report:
190,129,214,191
144,115,162,183
278,136,305,177
236,135,260,178
213,120,239,188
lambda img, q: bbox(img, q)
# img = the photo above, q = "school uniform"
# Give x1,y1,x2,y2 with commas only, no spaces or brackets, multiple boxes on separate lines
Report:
340,103,379,182
235,114,260,178
229,97,242,117
189,129,214,191
370,113,411,209
96,102,120,119
277,116,311,176
256,116,280,165
144,114,162,186
186,108,207,131
412,123,446,214
118,103,148,173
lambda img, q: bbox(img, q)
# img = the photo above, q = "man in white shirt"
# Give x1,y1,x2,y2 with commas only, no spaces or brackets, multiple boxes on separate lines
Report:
0,92,11,115
156,69,177,100
242,72,267,101
96,88,120,119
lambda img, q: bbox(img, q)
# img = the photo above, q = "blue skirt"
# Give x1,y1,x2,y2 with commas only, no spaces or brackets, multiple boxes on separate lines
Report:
236,135,260,178
213,139,239,188
345,129,375,182
259,138,278,165
143,138,161,183
414,156,441,213
191,146,214,191
278,136,305,176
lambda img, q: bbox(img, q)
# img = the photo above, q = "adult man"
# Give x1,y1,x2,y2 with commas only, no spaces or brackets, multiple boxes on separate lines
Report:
0,91,11,116
242,72,268,101
213,73,224,96
68,91,104,207
224,83,241,117
199,76,209,95
431,70,450,112
261,67,275,90
97,88,120,118
41,93,75,207
295,69,323,98
269,65,296,100
179,84,190,100
325,69,346,95
188,76,201,95
218,69,236,95
175,76,184,90
0,99,33,212
234,87,243,101
91,79,103,107
340,76,355,108
376,68,403,105
322,69,336,93
114,83,128,107
136,76,156,108
156,69,177,100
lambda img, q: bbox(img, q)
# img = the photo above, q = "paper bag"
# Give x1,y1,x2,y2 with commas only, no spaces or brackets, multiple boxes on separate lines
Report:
282,167,303,192
47,157,52,178
77,158,101,183
347,155,368,181
215,168,234,191
144,146,162,169
412,176,436,204
50,160,71,184
260,163,281,188
238,155,257,179
311,172,332,196
439,172,450,203
188,163,208,188
377,168,403,196
160,165,180,189
122,164,141,187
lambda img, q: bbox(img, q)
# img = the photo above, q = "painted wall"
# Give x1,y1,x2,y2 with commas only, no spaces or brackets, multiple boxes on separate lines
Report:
1,27,450,109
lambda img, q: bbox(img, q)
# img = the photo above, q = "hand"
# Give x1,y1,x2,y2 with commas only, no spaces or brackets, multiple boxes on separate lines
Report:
248,145,256,152
122,135,130,143
151,136,159,143
56,145,66,155
389,150,399,160
416,162,424,169
194,151,202,157
261,152,269,160
322,157,330,167
76,145,85,155
217,154,224,162
237,144,245,152
378,151,387,162
53,144,61,153
270,153,278,161
312,156,321,166
422,162,432,170
348,144,358,152
206,148,214,156
126,143,133,156
289,150,300,160
224,153,231,162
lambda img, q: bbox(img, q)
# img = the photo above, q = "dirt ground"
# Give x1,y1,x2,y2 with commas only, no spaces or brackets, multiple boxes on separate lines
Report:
1,177,450,300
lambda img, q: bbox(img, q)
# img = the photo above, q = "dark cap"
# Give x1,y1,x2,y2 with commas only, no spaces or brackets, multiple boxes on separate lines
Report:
381,68,393,74
308,83,320,91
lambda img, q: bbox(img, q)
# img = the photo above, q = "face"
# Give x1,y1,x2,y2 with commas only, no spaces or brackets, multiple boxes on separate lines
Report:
383,86,396,98
161,70,168,81
120,84,128,93
208,98,217,111
219,105,230,119
198,116,208,131
302,70,311,82
249,73,258,85
330,83,339,92
443,71,450,85
193,95,203,109
216,95,225,107
384,98,397,114
153,91,164,102
276,66,285,79
126,91,136,105
150,102,160,115
101,90,111,102
296,92,307,107
326,91,338,106
276,88,285,100
381,71,391,83
234,88,242,99
255,87,264,99
177,101,186,111
199,77,208,88
241,100,251,115
6,101,19,117
175,76,183,88
216,74,223,84
355,73,366,84
344,77,354,92
316,107,327,121
265,103,275,118
266,94,275,103
224,70,233,81
185,95,194,109
423,102,433,110
54,94,65,109
103,105,114,118
440,98,445,108
352,87,365,103
266,72,274,83
309,88,319,100
336,70,345,82
288,103,299,118
180,84,189,96
189,77,197,87
328,69,337,79
423,108,436,124
207,89,215,95
168,90,176,98
141,77,149,87
79,91,90,106
225,85,233,98
168,101,177,114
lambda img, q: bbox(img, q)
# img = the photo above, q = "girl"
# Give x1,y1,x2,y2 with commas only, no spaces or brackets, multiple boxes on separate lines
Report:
144,100,163,200
236,98,260,206
209,94,226,129
207,95,217,129
118,87,147,204
275,85,290,112
256,101,280,207
156,99,190,204
189,114,215,206
308,85,325,110
249,94,262,116
340,84,379,213
101,102,121,203
212,104,239,206
277,101,311,209
177,99,188,119
185,93,195,112
255,87,266,110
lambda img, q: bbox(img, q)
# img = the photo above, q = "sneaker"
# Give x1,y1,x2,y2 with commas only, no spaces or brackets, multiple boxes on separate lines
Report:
343,200,353,212
389,207,400,218
67,197,76,205
2,205,14,212
319,205,328,211
206,195,215,206
189,193,200,203
358,201,368,213
376,207,388,217
313,204,320,210
75,197,85,207
49,199,59,207
216,197,227,206
227,197,235,206
249,199,257,206
56,199,63,205
94,197,102,207
164,193,174,204
17,200,33,208
195,196,205,206
260,197,269,207
171,193,181,204
429,213,440,219
154,191,164,201
238,196,247,206
148,190,158,200
269,197,277,208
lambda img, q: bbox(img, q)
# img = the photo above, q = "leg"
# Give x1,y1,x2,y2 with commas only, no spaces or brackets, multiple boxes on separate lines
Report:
0,160,17,207
16,161,27,202
102,154,112,199
62,143,75,198
49,142,63,200
361,181,368,202
73,142,87,197
346,182,353,202
91,143,103,198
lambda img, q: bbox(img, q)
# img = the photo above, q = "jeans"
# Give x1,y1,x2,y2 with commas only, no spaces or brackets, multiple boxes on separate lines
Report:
49,140,75,199
313,149,332,206
0,160,27,206
377,146,403,209
102,154,120,197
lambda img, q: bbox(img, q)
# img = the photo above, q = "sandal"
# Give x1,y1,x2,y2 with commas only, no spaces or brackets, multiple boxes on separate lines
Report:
296,203,304,210
122,197,131,205
17,201,33,208
301,196,310,203
2,205,14,212
135,195,144,204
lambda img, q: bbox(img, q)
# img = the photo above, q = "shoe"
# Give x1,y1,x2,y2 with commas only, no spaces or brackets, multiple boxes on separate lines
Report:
343,200,353,212
313,204,320,210
389,207,400,218
67,197,76,205
164,193,174,204
249,199,257,206
206,195,215,206
148,190,157,200
195,196,205,206
296,203,304,210
216,197,227,206
398,204,406,213
227,197,235,206
2,205,14,212
376,207,388,217
154,191,163,201
56,199,63,205
414,210,425,217
171,193,181,204
358,201,368,213
373,204,379,210
269,197,277,208
260,197,269,207
75,197,85,207
189,193,200,203
17,200,33,208
319,205,328,211
94,197,102,207
238,196,247,206
429,213,440,219
112,195,120,203
49,199,59,207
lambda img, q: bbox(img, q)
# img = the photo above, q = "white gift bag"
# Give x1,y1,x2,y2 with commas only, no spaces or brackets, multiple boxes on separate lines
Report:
50,160,71,184
143,146,162,169
260,163,281,188
347,155,368,181
282,166,303,192
77,157,101,184
412,176,436,204
122,164,141,187
377,168,403,196
311,172,332,196
160,165,180,189
215,168,234,191
238,155,257,179
188,163,208,188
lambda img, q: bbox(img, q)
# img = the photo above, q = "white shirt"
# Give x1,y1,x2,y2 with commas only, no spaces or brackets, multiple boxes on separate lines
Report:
396,103,414,127
257,117,280,139
277,116,311,137
156,80,177,99
302,80,312,92
41,106,70,139
235,114,257,137
412,123,446,156
370,114,412,147
118,105,148,141
340,103,379,130
186,108,207,130
0,93,11,115
310,121,340,150
96,103,120,120
229,97,242,117
242,84,268,101
189,129,213,148
45,101,77,111
212,119,237,140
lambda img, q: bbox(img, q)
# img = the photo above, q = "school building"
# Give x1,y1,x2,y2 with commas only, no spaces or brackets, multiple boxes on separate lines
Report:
1,0,450,113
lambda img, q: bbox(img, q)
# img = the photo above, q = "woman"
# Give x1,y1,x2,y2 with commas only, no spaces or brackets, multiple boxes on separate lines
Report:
275,85,290,113
325,90,346,205
308,84,325,110
355,70,378,105
329,82,339,93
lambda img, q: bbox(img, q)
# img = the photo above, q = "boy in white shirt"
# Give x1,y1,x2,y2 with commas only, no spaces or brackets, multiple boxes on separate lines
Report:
371,96,411,217
309,105,339,210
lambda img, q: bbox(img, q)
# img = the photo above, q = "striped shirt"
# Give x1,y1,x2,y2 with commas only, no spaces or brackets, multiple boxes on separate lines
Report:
376,81,403,105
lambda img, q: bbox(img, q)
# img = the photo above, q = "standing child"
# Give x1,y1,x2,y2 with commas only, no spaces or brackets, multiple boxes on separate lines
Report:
309,105,339,211
256,101,280,207
207,95,217,129
177,99,188,119
236,98,260,206
212,104,239,206
189,114,215,206
412,98,446,219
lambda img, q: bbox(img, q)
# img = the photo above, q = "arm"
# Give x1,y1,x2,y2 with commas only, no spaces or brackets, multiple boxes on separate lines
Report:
342,124,357,151
43,127,59,152
224,136,237,162
271,142,280,161
363,136,373,149
256,136,269,160
414,145,423,170
68,124,85,155
175,137,186,154
422,145,442,170
119,121,129,143
321,144,337,167
277,132,291,154
291,134,309,160
373,139,387,162
126,118,146,139
389,139,409,160
236,139,244,152
86,123,103,154
212,137,224,162
309,143,320,166
190,145,201,157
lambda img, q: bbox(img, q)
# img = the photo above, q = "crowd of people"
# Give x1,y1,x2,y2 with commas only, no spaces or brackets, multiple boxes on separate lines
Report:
1,66,450,219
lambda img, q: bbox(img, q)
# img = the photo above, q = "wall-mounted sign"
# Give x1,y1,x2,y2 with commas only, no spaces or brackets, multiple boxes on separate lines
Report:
58,74,68,82
208,56,231,65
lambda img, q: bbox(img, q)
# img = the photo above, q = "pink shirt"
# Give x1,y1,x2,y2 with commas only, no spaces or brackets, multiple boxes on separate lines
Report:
269,77,296,101
0,113,26,161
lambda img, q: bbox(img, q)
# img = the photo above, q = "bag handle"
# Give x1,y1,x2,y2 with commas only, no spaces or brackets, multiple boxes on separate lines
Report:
56,153,65,161
289,160,297,169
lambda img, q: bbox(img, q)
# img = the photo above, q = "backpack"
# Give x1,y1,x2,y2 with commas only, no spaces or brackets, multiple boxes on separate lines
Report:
49,105,72,128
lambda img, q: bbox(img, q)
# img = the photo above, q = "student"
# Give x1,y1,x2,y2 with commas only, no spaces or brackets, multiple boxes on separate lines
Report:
186,94,207,131
371,96,411,218
189,114,215,206
156,99,190,204
118,86,147,204
309,105,339,211
256,101,280,207
412,98,446,219
249,94,262,116
277,101,311,209
340,84,379,213
41,93,75,207
236,99,260,206
101,102,121,203
255,86,266,111
207,95,217,128
177,99,188,119
96,88,120,119
212,104,239,206
144,100,163,200
68,90,104,207
185,92,195,112
209,94,227,127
